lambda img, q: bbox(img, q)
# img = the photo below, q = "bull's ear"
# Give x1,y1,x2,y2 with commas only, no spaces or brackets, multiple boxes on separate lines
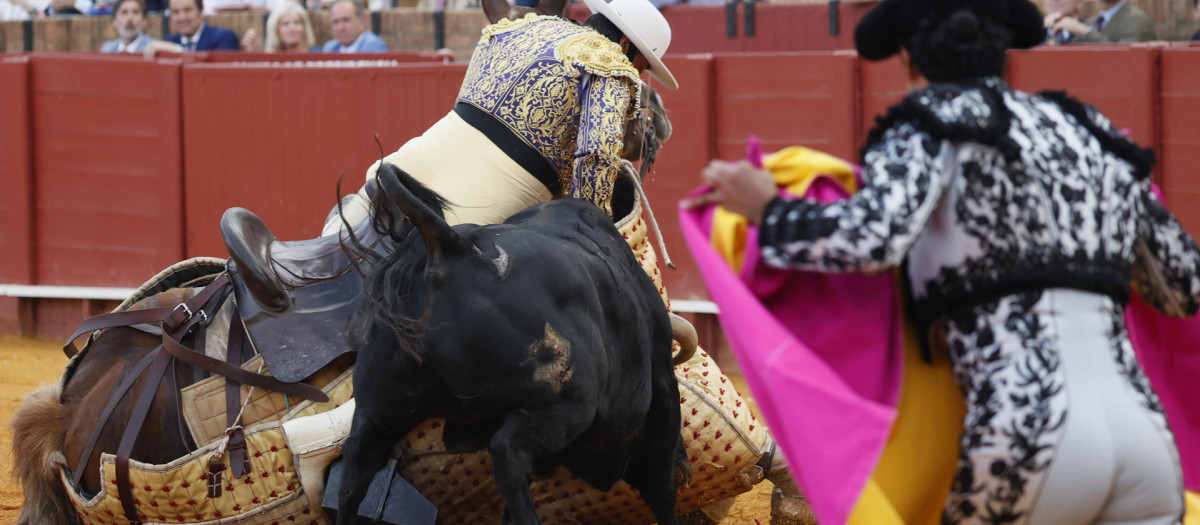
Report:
534,0,567,18
482,0,509,24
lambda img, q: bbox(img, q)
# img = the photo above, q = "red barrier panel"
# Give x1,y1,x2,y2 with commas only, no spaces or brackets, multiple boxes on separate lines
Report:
660,5,744,54
203,51,452,64
1159,47,1200,238
30,54,185,287
0,57,33,287
0,57,33,334
662,2,879,55
181,63,468,258
859,56,906,152
1007,45,1161,182
712,52,859,163
642,55,715,302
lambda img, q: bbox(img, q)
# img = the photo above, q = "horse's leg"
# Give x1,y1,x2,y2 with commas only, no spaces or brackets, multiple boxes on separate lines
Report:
335,410,400,525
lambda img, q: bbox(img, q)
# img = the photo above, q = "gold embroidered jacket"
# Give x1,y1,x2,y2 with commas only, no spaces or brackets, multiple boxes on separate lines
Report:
457,14,642,217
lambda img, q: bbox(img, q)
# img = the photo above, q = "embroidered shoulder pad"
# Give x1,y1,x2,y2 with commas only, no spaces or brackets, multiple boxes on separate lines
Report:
481,12,539,38
555,32,640,82
1038,91,1155,180
862,78,1017,161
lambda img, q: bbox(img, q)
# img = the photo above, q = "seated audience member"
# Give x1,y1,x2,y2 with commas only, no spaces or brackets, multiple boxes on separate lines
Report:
0,0,36,20
321,0,387,53
1049,0,1155,43
145,0,239,55
203,0,266,15
1042,0,1083,44
42,0,83,15
101,0,156,52
1192,0,1199,41
4,0,92,18
241,1,316,51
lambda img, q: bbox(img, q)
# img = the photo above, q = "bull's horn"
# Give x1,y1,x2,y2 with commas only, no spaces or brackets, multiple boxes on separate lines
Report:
670,312,698,366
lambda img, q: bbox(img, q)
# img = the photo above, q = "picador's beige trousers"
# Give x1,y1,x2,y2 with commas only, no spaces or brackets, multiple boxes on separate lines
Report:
322,110,552,234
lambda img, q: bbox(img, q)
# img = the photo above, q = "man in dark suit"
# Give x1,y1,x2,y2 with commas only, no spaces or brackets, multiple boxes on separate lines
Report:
1048,0,1156,43
1042,0,1083,44
160,0,239,50
1192,0,1199,41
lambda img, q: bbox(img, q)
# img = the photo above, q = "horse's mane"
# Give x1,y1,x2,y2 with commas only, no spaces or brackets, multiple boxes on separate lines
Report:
346,166,453,363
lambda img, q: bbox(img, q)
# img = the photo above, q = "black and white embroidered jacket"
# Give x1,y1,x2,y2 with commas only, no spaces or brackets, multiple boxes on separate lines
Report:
758,77,1200,331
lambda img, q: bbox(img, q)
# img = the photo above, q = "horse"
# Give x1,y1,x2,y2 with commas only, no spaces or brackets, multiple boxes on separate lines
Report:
336,164,689,525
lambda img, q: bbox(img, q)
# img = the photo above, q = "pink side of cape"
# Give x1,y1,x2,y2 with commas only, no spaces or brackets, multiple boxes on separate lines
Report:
680,180,1200,525
679,178,903,525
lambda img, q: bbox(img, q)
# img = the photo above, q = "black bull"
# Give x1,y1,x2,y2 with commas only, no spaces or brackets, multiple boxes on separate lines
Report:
337,165,691,525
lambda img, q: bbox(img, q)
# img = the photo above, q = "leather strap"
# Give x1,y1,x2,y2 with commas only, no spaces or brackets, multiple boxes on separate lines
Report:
70,276,232,488
223,320,250,479
111,279,230,524
162,336,329,402
70,348,160,488
115,349,173,524
63,275,231,358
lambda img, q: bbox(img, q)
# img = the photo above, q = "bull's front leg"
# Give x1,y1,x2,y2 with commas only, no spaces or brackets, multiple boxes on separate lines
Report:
335,411,396,525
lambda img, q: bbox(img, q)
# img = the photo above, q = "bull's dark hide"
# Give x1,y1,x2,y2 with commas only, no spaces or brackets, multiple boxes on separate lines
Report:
336,164,689,525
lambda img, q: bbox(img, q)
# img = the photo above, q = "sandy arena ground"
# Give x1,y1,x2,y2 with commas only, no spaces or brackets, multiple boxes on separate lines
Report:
0,335,775,524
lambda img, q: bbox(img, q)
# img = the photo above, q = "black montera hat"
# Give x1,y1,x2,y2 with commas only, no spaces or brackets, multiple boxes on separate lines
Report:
854,0,1045,61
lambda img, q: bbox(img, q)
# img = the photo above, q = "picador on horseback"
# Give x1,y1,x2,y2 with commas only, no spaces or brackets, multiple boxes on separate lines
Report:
10,0,801,523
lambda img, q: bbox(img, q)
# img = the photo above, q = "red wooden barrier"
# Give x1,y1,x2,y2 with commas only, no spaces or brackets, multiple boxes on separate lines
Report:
0,57,33,287
1007,45,1161,182
202,51,451,64
0,57,33,334
180,63,468,258
1159,47,1200,238
858,56,907,152
29,54,186,287
712,51,860,163
7,47,1200,339
661,2,879,55
643,55,715,303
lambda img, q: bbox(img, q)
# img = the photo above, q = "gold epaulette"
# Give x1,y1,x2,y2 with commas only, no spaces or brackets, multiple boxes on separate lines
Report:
481,12,539,38
555,32,641,83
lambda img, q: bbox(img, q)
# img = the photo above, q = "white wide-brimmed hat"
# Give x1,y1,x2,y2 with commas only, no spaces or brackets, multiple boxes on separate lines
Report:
581,0,677,90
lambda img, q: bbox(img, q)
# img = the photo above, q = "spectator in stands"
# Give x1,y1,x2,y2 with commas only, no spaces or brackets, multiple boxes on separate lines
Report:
42,0,83,15
203,0,266,15
322,0,387,53
101,0,156,52
2,0,91,18
1049,0,1156,43
1192,0,1199,41
1042,0,1083,44
0,0,37,20
144,0,239,55
241,1,316,51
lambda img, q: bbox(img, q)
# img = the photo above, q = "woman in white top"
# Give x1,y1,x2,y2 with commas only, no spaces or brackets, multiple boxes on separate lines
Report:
240,0,316,52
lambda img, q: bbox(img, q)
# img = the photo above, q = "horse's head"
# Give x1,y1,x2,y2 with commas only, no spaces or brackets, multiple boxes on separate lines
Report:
620,84,672,171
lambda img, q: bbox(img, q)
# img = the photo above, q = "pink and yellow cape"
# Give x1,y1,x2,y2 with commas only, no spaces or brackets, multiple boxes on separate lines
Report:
679,146,1200,525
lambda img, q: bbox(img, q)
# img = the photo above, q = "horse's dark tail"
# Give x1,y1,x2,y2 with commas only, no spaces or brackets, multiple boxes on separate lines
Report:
372,163,468,272
11,383,79,525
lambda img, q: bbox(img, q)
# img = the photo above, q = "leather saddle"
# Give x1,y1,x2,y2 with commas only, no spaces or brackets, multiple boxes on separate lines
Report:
221,181,388,383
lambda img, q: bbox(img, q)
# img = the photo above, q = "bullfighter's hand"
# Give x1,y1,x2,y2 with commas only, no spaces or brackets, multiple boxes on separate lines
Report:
682,160,776,225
